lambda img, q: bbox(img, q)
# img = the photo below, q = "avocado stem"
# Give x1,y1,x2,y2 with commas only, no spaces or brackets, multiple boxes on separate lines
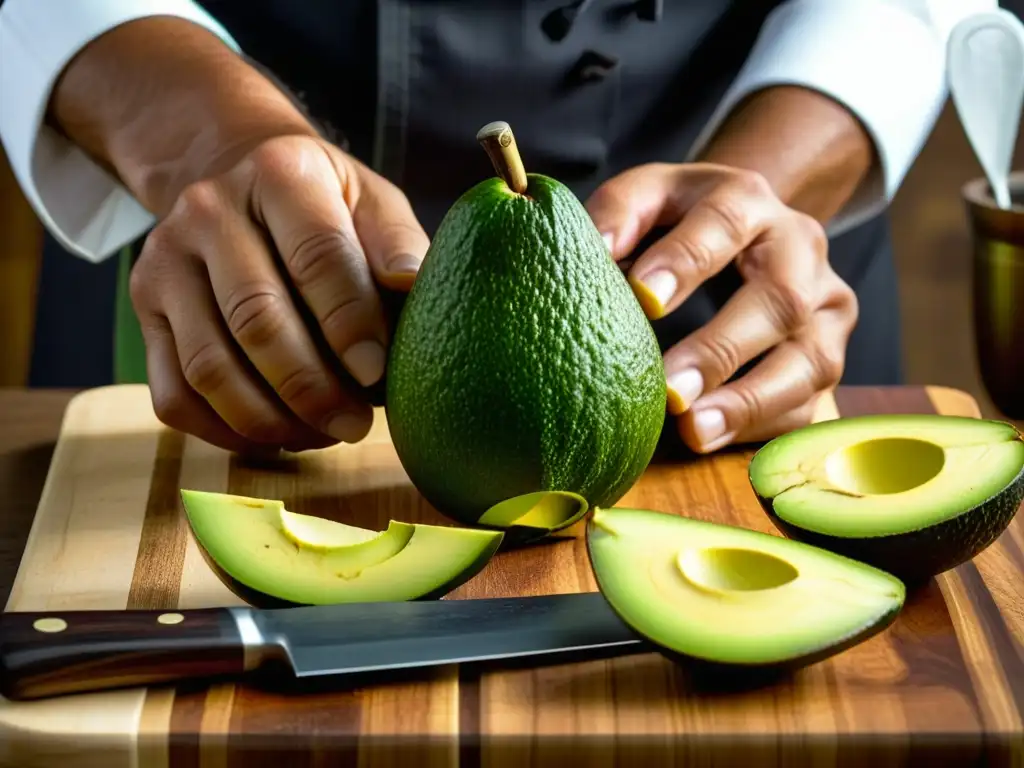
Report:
476,121,528,195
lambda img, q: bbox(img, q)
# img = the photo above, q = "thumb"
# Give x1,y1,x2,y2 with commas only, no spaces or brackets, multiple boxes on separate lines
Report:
584,163,677,260
351,164,431,292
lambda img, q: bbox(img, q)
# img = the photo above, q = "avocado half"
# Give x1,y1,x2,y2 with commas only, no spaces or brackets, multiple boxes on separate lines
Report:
748,414,1024,583
585,507,905,670
180,489,504,607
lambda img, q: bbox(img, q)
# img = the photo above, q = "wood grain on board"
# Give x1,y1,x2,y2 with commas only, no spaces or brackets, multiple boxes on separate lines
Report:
0,384,1021,768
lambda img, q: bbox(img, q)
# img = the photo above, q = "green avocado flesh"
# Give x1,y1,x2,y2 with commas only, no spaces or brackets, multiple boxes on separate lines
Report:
385,173,666,529
478,491,589,530
586,507,905,667
748,414,1024,580
180,489,503,605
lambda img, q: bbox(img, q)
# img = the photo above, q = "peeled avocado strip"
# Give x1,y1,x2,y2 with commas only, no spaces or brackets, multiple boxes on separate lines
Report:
748,414,1024,537
477,490,589,532
180,490,503,604
587,508,905,667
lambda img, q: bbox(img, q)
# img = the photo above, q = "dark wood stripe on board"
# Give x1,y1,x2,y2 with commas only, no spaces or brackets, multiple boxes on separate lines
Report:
458,665,483,768
167,682,208,768
127,428,188,610
957,561,1024,716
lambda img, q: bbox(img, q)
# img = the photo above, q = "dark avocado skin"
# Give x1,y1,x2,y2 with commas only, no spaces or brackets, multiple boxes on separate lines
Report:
386,173,666,529
189,528,504,609
582,525,904,678
753,464,1024,584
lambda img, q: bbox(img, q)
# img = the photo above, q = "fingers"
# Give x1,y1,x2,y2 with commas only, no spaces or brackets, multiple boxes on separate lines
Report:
626,171,782,320
675,306,851,453
247,138,390,389
661,220,825,414
586,164,781,320
133,248,337,451
140,314,269,455
732,398,821,446
349,158,430,292
180,182,374,444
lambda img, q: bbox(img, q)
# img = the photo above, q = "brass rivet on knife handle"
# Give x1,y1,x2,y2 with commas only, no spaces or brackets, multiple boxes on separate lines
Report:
32,618,67,633
158,613,185,625
477,121,528,195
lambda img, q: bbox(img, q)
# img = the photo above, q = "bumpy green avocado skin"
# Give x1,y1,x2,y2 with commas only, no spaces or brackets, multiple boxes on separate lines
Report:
386,174,666,526
755,467,1024,584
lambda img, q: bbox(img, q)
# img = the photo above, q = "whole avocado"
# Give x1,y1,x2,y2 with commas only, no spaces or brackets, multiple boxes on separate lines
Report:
385,122,666,529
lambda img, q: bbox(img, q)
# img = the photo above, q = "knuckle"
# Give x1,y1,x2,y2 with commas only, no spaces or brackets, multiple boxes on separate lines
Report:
181,340,231,395
729,384,767,427
132,227,178,306
796,212,828,255
225,288,288,349
702,194,753,247
128,255,151,308
697,333,742,380
286,229,358,287
768,280,816,330
812,341,846,386
250,135,321,188
250,137,302,180
320,294,370,343
729,168,773,199
151,386,188,429
664,234,717,276
177,180,225,225
275,366,330,413
837,278,859,321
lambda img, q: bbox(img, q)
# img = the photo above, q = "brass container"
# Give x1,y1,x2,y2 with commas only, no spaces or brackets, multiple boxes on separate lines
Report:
963,172,1024,419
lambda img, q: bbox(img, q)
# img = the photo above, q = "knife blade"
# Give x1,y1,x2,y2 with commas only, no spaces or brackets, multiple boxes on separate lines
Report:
0,592,646,700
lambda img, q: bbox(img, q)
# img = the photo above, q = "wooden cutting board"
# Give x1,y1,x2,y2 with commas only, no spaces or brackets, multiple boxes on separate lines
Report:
1,384,1021,768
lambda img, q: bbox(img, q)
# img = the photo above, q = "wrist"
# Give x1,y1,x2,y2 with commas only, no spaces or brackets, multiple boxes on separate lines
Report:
695,85,875,222
49,16,318,214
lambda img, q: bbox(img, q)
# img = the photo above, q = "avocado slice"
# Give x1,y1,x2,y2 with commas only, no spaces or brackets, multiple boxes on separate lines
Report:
180,489,504,606
385,122,665,532
586,507,905,669
477,490,590,545
748,414,1024,582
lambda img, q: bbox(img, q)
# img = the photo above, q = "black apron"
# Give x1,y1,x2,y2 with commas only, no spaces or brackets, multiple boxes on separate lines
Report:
112,0,904,387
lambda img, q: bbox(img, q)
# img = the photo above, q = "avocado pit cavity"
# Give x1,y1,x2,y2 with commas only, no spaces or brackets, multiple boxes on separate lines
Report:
823,437,945,496
676,547,799,594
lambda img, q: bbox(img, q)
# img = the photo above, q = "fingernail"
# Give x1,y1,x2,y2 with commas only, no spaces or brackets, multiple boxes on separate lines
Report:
666,367,703,415
629,270,677,319
388,253,422,275
692,408,729,449
325,412,371,443
342,340,386,386
602,232,614,255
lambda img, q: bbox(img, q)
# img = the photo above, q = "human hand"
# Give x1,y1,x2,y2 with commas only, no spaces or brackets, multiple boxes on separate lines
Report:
130,134,429,454
586,163,858,453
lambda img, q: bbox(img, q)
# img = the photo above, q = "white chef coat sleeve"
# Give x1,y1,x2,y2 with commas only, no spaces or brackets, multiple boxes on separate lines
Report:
0,0,240,264
687,0,999,236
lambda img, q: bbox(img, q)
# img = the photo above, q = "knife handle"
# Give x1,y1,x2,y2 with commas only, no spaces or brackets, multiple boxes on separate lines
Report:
0,607,250,700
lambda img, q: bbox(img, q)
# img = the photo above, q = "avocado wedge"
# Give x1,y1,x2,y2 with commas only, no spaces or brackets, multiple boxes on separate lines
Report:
748,414,1024,582
477,490,590,545
586,507,905,669
180,489,504,606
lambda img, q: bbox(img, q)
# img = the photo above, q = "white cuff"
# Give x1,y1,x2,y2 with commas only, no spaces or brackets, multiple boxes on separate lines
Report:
0,0,240,263
688,0,997,236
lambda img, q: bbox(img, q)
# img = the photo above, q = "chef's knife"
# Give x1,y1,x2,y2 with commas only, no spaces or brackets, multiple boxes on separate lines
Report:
0,592,646,700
